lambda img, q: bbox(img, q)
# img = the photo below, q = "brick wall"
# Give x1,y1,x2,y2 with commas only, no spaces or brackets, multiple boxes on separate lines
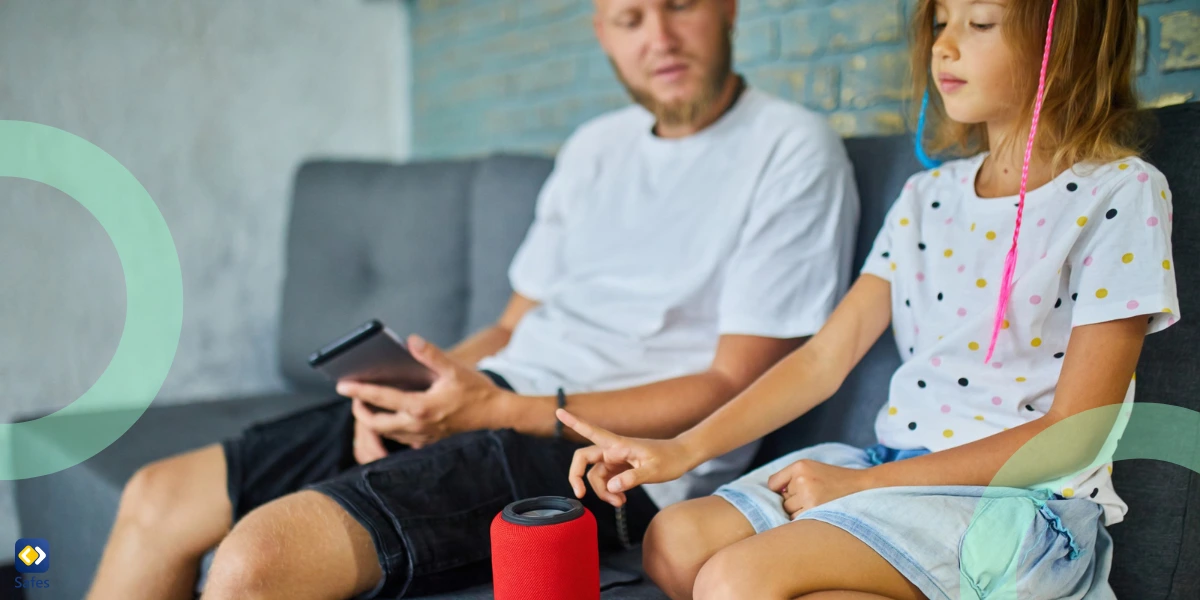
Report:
412,0,1200,159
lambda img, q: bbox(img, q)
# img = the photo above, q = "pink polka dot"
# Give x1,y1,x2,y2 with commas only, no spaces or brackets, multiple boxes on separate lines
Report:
1037,218,1046,227
917,272,926,282
941,404,951,413
1169,316,1177,325
1030,295,1042,305
905,183,914,190
914,325,920,335
992,362,1003,369
1147,217,1159,227
945,217,954,225
1137,173,1149,183
1092,187,1099,196
1041,251,1048,259
992,396,1003,406
1127,300,1140,310
957,307,967,317
957,265,966,273
931,357,942,367
1169,213,1173,222
961,177,968,184
1083,256,1094,267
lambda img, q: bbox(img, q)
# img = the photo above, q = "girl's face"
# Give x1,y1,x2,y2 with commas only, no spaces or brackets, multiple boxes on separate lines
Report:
932,0,1022,128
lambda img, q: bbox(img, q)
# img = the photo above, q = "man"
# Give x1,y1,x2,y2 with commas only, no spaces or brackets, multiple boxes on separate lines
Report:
87,1,858,598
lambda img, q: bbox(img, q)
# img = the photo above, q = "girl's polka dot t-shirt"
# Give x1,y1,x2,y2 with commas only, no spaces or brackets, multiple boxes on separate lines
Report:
861,153,1180,525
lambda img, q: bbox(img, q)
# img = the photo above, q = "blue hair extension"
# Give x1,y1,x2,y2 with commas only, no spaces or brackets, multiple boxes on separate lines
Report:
915,88,941,170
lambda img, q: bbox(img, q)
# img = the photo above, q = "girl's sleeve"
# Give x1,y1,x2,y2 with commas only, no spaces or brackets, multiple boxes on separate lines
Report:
860,176,918,282
1066,164,1180,334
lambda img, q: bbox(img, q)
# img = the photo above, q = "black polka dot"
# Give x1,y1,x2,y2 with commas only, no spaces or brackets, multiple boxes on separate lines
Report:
1106,208,1118,219
918,380,927,388
1071,293,1078,301
1013,202,1020,208
932,201,941,209
958,378,969,387
937,292,944,301
1090,488,1100,498
909,347,915,354
1067,182,1078,192
1054,298,1062,308
882,251,890,258
1054,352,1065,359
1148,316,1155,323
1025,404,1036,411
918,242,927,251
906,299,911,307
908,422,917,430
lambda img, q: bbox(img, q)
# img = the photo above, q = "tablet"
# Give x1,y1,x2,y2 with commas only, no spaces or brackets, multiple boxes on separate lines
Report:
308,319,435,391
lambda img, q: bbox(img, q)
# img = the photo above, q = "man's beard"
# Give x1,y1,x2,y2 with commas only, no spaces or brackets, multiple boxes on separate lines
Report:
611,23,734,129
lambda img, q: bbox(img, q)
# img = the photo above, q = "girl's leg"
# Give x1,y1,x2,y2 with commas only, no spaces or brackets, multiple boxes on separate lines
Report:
642,497,757,600
692,520,927,600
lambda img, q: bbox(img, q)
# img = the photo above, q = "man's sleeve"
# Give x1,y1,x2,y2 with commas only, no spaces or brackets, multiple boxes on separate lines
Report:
717,159,860,338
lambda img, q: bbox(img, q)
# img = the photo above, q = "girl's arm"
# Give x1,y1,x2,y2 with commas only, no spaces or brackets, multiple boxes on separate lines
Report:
676,273,894,466
861,316,1146,490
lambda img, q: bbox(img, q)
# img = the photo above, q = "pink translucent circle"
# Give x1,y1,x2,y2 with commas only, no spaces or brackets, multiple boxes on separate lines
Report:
1037,218,1046,227
1147,217,1159,227
1030,295,1042,305
957,307,967,317
917,272,926,282
957,265,966,273
941,404,951,414
1137,173,1149,183
945,217,954,225
992,362,1003,369
991,396,1003,406
1083,256,1094,266
1127,300,1140,310
931,357,942,367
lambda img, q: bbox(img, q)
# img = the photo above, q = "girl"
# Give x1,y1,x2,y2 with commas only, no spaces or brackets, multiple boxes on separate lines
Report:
556,0,1179,598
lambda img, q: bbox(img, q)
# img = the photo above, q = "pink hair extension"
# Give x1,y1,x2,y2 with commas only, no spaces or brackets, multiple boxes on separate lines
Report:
985,0,1060,364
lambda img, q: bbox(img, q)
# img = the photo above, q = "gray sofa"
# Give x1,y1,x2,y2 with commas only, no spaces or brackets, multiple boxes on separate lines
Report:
15,103,1199,599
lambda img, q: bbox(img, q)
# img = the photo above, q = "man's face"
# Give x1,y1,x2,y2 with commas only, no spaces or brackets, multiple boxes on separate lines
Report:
594,0,737,127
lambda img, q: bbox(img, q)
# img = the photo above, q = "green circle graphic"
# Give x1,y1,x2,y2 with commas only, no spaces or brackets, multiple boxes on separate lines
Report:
0,120,182,481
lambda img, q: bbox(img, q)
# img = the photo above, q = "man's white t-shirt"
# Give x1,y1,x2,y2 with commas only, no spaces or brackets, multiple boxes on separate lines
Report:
862,153,1180,525
478,87,860,508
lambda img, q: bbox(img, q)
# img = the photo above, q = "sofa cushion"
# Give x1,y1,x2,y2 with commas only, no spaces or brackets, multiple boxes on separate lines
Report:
277,160,478,390
463,154,554,336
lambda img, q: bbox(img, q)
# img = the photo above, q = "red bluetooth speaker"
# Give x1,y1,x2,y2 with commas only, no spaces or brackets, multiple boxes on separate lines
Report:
490,496,600,600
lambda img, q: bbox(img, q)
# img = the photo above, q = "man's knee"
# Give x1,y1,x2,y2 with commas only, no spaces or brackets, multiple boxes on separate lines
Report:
201,526,279,599
643,501,716,598
119,458,193,530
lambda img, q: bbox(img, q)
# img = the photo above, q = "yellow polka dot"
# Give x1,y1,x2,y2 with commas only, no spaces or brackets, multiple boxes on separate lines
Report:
900,218,910,226
1076,216,1088,227
976,279,987,288
943,429,954,438
938,335,944,340
968,341,980,351
1164,308,1173,314
944,249,953,258
1107,465,1113,475
1031,337,1042,347
974,415,985,421
1131,373,1137,381
890,262,897,271
1096,288,1108,299
1122,253,1134,264
888,406,898,415
1016,376,1027,382
970,222,977,232
932,169,941,177
1161,190,1168,200
1062,488,1075,498
1002,320,1010,330
1163,260,1171,270
986,231,997,240
1118,163,1129,170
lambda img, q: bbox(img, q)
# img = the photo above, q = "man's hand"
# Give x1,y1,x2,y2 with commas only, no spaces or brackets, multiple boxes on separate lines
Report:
766,459,873,519
337,335,510,449
557,409,698,507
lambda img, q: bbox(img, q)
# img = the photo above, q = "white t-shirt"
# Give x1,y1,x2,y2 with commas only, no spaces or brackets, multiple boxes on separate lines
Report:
861,153,1180,525
478,87,860,507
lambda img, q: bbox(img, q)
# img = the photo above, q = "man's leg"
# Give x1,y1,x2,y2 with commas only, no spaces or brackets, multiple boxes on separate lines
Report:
641,497,756,600
87,445,232,600
201,491,381,600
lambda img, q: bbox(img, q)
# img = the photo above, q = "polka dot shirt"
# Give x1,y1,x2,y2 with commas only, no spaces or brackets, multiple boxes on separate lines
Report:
861,153,1180,525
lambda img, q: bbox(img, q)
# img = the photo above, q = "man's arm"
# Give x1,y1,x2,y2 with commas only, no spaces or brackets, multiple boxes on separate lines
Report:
446,293,538,365
497,334,806,442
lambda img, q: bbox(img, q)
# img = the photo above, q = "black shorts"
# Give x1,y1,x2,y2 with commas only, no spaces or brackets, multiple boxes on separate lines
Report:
220,374,658,598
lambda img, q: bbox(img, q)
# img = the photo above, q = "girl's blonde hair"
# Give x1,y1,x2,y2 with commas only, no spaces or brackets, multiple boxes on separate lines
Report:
910,0,1147,170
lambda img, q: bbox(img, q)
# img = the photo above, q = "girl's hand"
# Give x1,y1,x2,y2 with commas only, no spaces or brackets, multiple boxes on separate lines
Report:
766,460,873,519
352,404,390,464
556,409,697,507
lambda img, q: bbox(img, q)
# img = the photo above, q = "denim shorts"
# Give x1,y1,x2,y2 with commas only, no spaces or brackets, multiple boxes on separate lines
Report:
714,442,1116,600
220,372,657,599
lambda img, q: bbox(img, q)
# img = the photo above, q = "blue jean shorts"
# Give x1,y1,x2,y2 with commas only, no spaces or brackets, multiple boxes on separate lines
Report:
714,443,1116,600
